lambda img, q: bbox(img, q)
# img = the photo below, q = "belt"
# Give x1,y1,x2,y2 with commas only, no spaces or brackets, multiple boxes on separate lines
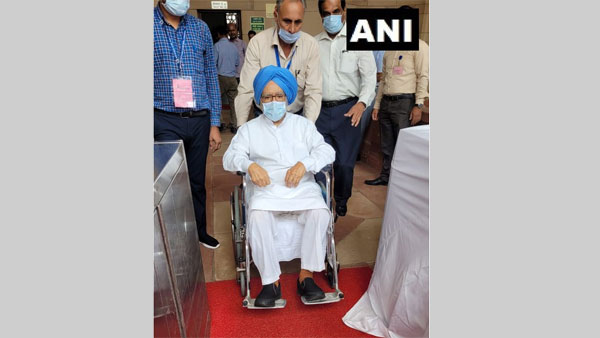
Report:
321,96,357,108
154,108,208,118
383,94,415,101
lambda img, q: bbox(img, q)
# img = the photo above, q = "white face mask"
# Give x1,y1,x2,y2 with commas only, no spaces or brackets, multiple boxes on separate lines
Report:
163,0,190,17
262,101,287,121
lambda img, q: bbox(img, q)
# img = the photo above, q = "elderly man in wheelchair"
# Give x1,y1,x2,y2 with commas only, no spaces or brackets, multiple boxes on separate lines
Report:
223,66,337,308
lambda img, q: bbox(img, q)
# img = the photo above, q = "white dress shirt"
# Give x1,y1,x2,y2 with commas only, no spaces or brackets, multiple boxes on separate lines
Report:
315,23,377,106
223,113,335,211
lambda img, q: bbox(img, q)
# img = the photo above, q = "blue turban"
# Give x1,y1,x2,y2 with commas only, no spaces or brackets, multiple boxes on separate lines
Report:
253,65,298,105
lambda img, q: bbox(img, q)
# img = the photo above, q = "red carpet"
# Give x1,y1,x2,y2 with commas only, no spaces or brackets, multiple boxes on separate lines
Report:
206,266,374,337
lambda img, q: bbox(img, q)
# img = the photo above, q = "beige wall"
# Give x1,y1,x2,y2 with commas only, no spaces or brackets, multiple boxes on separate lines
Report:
155,0,429,44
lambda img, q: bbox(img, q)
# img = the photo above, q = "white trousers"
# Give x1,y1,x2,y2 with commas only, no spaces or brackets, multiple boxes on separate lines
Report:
248,209,330,285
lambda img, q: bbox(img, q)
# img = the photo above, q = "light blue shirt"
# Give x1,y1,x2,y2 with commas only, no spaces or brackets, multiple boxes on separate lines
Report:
373,50,385,73
214,37,239,77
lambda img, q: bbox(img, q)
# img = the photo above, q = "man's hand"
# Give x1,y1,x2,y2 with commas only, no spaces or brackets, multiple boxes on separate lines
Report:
410,106,422,126
285,162,306,188
376,72,383,82
248,163,271,187
344,102,366,127
372,108,379,121
209,126,222,153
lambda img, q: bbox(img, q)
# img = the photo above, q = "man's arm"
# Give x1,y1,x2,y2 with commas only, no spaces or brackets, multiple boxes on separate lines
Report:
301,39,323,123
234,38,261,126
373,51,388,110
299,121,335,173
213,42,220,68
414,40,430,105
343,52,376,127
357,51,377,107
222,126,253,173
201,23,221,126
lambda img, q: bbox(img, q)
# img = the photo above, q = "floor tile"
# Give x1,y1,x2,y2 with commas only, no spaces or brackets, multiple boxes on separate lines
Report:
214,232,237,281
336,218,383,267
213,201,233,235
199,245,215,283
346,191,384,219
212,174,241,188
334,214,364,243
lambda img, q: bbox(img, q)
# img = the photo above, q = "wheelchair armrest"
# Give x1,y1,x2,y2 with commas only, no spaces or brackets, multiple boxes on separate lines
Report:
319,164,333,174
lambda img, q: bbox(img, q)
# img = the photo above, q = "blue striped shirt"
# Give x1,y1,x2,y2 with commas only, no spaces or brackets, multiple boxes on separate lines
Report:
154,6,221,126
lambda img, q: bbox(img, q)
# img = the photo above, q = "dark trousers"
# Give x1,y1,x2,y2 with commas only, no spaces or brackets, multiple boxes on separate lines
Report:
379,95,415,181
154,111,210,238
315,98,361,206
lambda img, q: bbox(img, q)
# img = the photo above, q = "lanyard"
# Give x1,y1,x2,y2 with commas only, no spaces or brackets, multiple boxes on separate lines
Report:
165,24,187,74
274,45,296,70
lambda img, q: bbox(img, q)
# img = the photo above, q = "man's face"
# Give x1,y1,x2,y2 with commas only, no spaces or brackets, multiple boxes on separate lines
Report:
320,0,345,23
227,24,238,40
275,0,305,35
260,81,287,104
260,81,287,123
248,33,256,40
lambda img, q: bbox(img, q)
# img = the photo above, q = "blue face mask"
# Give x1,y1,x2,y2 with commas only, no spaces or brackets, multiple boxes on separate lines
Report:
262,101,287,122
163,0,190,17
278,27,301,44
323,15,343,34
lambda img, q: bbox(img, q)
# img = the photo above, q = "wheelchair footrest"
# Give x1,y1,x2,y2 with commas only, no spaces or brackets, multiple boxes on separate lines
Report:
300,291,343,305
243,298,287,309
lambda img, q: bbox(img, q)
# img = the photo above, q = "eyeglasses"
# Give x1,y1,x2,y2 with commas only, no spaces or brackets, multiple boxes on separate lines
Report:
261,93,286,102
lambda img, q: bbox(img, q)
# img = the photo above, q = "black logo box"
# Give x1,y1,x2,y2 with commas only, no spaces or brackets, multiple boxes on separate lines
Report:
346,8,419,51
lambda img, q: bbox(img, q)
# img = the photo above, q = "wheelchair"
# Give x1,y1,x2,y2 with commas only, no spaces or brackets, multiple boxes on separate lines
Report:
229,166,344,309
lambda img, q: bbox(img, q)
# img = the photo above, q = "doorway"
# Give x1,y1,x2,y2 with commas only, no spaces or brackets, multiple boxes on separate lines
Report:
197,9,242,44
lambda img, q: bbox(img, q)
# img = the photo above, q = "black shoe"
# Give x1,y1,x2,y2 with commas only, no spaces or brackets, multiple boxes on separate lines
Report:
255,282,281,307
297,277,325,302
199,233,220,249
335,204,347,217
364,177,388,186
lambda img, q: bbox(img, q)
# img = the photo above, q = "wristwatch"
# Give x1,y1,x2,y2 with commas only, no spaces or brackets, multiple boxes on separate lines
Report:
414,103,424,110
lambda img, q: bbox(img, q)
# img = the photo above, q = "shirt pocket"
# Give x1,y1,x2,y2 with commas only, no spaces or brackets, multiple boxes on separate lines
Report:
339,52,358,74
398,52,414,74
295,69,306,91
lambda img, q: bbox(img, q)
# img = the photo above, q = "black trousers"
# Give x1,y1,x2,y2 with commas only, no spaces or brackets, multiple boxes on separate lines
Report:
315,98,361,206
379,95,415,181
154,111,210,238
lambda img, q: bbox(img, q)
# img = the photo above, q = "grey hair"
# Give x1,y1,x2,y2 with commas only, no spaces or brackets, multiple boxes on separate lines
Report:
275,0,306,11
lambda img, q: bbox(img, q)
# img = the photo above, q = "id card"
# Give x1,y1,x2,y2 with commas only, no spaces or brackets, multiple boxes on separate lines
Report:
172,76,195,108
393,66,403,75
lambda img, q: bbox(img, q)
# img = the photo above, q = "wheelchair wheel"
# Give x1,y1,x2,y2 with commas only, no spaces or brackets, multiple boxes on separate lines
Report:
239,270,246,297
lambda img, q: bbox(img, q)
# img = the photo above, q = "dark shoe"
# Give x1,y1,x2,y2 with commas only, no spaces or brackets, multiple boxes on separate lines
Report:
255,282,281,307
364,177,388,186
199,233,220,249
335,204,347,217
297,277,325,302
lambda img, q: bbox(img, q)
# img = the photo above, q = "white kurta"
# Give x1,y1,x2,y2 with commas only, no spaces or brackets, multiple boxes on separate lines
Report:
223,113,336,211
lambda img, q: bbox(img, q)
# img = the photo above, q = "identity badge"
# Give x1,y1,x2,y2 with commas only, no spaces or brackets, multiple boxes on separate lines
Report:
172,76,195,108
